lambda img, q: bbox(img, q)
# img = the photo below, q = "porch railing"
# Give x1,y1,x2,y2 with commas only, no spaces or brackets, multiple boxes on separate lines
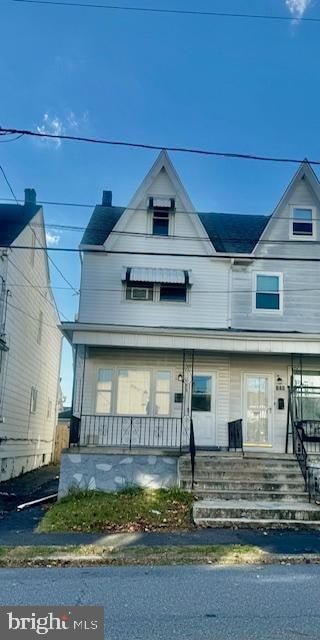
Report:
79,415,189,450
289,385,320,502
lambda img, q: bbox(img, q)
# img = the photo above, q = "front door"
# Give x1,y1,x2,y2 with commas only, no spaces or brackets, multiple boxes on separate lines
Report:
244,374,273,447
192,373,216,447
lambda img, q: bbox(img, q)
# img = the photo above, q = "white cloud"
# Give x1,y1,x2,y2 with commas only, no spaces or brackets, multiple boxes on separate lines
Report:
46,231,60,246
285,0,311,17
37,113,64,148
36,110,89,149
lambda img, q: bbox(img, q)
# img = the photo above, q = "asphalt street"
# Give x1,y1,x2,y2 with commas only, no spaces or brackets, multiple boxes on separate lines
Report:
1,564,320,639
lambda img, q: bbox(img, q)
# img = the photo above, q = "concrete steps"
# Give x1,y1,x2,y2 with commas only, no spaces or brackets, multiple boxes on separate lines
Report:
193,499,320,530
178,453,320,529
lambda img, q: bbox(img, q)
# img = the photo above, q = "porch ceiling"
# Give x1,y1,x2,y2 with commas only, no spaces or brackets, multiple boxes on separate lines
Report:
60,322,320,355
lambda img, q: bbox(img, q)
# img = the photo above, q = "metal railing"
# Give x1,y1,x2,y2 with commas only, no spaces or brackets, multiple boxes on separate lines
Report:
79,415,188,450
289,385,320,501
228,419,243,453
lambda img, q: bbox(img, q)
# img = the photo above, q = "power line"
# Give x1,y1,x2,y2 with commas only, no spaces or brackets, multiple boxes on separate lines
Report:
0,134,24,144
6,299,65,330
7,282,320,295
0,166,19,203
8,0,320,25
0,164,78,295
1,194,320,224
1,126,319,165
7,245,320,262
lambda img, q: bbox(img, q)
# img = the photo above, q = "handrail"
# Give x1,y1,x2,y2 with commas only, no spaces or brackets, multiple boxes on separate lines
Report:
292,422,310,501
189,418,196,490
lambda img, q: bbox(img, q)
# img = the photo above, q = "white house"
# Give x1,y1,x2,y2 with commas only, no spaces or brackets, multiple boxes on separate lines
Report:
58,152,320,509
0,189,62,481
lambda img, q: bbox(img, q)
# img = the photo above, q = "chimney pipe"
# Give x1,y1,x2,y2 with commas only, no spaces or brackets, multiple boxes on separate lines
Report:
102,190,112,207
24,188,37,205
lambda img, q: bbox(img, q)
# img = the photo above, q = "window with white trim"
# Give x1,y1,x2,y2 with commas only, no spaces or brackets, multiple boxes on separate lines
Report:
47,399,52,419
30,387,38,413
149,197,175,236
254,273,282,312
37,310,43,344
292,207,314,238
155,371,171,415
117,369,151,415
96,369,113,414
30,230,36,266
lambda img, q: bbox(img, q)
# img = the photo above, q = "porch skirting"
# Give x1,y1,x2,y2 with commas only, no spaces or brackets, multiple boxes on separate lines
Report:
58,449,179,498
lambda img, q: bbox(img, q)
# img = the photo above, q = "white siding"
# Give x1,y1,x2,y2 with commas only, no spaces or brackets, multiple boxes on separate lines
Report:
79,348,230,447
0,212,62,480
79,253,229,329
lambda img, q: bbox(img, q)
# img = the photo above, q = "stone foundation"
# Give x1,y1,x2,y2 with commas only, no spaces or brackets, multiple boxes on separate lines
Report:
58,449,179,498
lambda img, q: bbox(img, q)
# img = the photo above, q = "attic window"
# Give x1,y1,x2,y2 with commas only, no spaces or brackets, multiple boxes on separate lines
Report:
292,207,314,238
149,197,175,236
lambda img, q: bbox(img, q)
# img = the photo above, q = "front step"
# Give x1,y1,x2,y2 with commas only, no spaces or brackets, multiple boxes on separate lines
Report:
179,452,319,529
193,489,308,502
182,480,306,492
193,499,320,529
194,518,320,531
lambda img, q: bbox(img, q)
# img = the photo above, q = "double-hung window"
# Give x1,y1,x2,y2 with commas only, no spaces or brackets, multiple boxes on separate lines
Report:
30,387,38,414
149,197,175,236
291,207,314,238
96,369,113,414
254,273,282,312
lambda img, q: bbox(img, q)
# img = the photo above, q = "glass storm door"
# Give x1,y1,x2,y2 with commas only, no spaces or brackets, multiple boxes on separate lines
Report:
244,375,272,446
192,374,216,447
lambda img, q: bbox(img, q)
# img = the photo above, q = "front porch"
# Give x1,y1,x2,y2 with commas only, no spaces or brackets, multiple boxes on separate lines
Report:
70,346,320,454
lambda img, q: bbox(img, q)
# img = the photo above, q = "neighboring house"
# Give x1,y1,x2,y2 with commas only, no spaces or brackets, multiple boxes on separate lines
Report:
61,151,320,480
0,189,62,480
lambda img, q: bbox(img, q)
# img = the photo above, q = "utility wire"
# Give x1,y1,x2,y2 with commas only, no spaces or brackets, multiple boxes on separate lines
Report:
7,245,320,262
7,283,320,295
0,134,24,144
8,0,320,25
0,163,78,295
0,126,319,165
1,195,320,224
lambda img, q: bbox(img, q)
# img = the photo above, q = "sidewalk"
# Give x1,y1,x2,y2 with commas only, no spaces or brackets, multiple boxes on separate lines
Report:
0,466,320,555
0,506,320,554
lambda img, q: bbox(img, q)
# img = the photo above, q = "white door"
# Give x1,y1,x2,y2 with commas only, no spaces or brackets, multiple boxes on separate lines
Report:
244,374,273,447
192,373,216,447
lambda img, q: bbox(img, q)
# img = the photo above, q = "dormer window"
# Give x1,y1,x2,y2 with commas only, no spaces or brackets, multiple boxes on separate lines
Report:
149,197,175,236
291,207,314,238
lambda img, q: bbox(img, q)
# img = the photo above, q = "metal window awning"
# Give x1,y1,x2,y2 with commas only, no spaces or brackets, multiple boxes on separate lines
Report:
121,267,193,285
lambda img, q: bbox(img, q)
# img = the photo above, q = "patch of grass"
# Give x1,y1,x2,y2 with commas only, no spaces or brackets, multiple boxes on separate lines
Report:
0,544,267,568
38,487,194,533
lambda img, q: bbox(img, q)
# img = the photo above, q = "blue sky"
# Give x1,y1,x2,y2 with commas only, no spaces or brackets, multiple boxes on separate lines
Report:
1,0,320,403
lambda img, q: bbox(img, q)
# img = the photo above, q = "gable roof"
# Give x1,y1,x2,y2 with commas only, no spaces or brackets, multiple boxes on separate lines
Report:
79,158,318,254
81,205,125,246
81,205,270,253
0,203,42,246
199,212,270,253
